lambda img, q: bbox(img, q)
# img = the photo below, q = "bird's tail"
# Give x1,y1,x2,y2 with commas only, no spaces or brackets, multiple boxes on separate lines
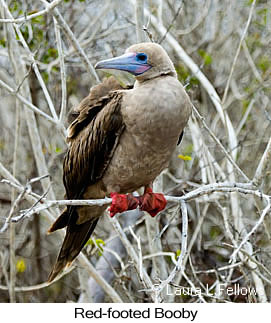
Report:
48,213,99,282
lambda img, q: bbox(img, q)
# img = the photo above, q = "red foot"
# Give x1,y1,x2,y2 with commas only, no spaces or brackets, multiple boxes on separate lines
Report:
109,192,139,217
109,188,167,218
138,187,167,217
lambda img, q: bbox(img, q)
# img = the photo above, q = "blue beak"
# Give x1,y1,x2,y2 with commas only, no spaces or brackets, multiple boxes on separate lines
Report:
95,52,152,76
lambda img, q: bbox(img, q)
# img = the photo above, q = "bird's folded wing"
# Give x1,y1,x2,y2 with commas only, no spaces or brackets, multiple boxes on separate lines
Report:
64,90,125,201
48,77,126,233
67,76,126,124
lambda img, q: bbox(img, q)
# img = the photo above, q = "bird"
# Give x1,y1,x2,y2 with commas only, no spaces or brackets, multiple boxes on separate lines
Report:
47,42,192,282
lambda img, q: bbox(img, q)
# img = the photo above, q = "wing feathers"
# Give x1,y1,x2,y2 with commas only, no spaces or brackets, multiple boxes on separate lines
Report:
64,92,125,200
67,76,124,126
48,77,128,281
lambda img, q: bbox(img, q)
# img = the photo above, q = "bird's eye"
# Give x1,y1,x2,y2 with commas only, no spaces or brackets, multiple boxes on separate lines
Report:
136,53,147,62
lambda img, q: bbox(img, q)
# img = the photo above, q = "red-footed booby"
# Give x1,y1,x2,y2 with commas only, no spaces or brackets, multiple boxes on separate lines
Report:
48,43,192,282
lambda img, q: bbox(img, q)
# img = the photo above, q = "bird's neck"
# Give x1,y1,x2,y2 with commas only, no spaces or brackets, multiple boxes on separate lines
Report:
134,71,177,88
134,69,177,85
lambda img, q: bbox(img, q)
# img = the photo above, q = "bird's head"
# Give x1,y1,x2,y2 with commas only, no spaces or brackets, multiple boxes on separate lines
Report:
95,43,176,82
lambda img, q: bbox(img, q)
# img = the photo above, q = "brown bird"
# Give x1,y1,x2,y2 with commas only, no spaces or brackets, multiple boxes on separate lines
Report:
47,43,192,282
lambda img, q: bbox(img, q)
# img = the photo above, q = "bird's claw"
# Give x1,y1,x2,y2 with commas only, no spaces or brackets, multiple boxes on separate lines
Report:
138,187,167,217
109,192,139,217
109,188,167,218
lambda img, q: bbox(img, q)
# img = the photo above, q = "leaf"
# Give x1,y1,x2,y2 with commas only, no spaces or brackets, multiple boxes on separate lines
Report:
198,49,212,65
85,238,105,256
85,238,94,246
16,258,26,273
210,226,221,239
178,154,192,161
174,249,181,261
0,38,6,47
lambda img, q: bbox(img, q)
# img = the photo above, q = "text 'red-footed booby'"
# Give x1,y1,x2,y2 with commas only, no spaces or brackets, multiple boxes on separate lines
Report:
47,43,192,282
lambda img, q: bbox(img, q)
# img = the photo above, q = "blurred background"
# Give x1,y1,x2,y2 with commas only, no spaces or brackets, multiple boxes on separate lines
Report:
0,0,271,303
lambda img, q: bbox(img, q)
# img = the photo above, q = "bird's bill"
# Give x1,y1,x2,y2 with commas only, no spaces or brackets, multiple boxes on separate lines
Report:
95,52,151,76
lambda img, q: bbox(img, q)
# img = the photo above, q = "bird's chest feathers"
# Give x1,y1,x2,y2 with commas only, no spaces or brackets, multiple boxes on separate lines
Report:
123,85,183,150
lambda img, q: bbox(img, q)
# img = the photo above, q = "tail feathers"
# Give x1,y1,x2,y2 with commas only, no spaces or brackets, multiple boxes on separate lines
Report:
47,208,69,233
48,218,99,282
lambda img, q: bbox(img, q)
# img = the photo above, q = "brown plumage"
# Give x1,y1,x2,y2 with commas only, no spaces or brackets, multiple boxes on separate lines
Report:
48,77,126,282
48,43,192,282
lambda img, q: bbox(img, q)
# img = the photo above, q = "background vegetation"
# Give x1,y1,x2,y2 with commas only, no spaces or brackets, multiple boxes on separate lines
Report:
0,0,271,303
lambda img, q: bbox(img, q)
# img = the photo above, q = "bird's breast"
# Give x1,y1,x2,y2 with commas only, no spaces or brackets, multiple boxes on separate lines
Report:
102,77,191,193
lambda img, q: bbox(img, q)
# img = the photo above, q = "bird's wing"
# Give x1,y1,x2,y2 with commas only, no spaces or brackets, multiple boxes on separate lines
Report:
64,80,126,200
48,78,126,233
67,76,127,124
47,79,126,282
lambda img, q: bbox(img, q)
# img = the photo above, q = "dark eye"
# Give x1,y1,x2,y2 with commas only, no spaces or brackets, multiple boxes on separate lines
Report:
136,53,147,61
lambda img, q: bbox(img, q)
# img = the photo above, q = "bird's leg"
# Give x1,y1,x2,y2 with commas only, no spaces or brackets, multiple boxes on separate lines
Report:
109,186,167,218
138,186,167,217
109,192,139,217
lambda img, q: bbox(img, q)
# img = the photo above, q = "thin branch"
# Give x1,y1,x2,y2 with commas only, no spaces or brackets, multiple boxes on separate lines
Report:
221,0,256,104
179,200,188,271
53,17,67,123
158,0,183,44
191,104,250,182
3,5,59,121
110,215,156,301
12,181,268,221
0,188,27,233
129,225,143,280
41,0,100,83
135,0,145,42
253,135,271,187
0,79,58,125
176,0,211,35
0,0,62,23
0,266,75,292
230,198,271,261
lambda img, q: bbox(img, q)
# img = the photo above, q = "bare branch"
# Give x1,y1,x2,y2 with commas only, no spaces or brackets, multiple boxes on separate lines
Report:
0,0,62,23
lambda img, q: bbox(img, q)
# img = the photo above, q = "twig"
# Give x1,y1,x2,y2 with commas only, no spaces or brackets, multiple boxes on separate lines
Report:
191,104,250,182
78,253,123,303
0,0,62,23
4,5,59,122
146,200,189,301
0,79,58,125
53,17,67,123
129,226,143,281
0,188,27,233
0,175,51,232
195,262,243,274
179,200,188,271
182,271,206,303
42,1,100,83
135,0,145,42
110,215,155,301
242,40,263,83
230,198,271,261
158,0,183,44
12,183,51,224
253,135,271,187
221,0,256,104
13,181,269,220
236,99,255,135
78,2,111,43
176,0,211,35
0,171,122,301
0,266,75,292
